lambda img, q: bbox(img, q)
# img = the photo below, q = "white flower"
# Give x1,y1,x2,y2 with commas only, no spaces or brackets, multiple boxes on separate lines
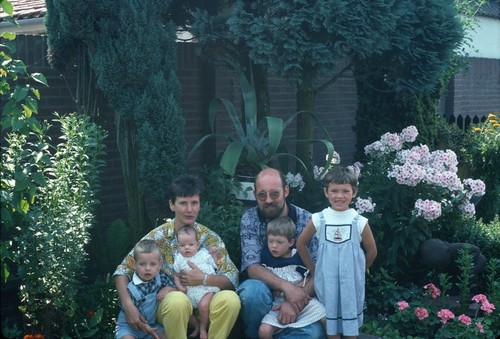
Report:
355,197,376,213
285,172,305,192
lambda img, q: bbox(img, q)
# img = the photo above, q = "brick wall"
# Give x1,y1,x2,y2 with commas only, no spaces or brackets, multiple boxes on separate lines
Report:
442,58,500,128
8,35,498,228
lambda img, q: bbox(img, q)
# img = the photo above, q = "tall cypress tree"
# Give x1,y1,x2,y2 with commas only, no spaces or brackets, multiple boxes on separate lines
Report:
45,0,186,235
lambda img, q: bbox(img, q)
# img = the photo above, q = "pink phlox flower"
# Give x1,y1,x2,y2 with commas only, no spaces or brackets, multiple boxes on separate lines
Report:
464,178,486,197
472,294,488,304
348,162,363,179
414,199,442,221
458,314,472,326
397,300,410,311
388,163,425,187
424,169,463,192
414,307,429,320
364,141,384,156
428,150,458,172
480,301,495,314
423,283,441,299
355,197,376,213
475,322,484,333
400,126,418,143
458,201,476,217
437,309,455,324
380,132,402,152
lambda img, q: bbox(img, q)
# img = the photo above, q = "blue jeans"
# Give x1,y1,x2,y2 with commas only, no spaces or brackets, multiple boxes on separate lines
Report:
237,279,326,339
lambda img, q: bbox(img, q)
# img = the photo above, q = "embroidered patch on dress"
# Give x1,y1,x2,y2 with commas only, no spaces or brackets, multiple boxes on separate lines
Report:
325,224,352,244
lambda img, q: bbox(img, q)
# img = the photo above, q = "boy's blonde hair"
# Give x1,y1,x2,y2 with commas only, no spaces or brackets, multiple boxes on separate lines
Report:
133,239,161,261
267,216,296,241
322,166,358,194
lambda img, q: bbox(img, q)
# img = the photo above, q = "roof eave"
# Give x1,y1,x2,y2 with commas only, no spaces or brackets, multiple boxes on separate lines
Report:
0,17,46,35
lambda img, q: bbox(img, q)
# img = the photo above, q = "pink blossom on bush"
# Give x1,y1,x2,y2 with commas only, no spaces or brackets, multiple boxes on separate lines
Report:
480,301,495,314
380,132,402,152
355,197,376,213
400,125,418,142
423,283,441,299
424,169,463,192
437,309,455,324
463,178,486,197
387,163,425,186
348,162,363,178
475,322,484,333
414,307,429,320
397,301,409,311
364,140,384,155
471,294,488,303
397,144,430,164
458,201,476,217
414,199,442,221
458,314,472,326
428,150,458,172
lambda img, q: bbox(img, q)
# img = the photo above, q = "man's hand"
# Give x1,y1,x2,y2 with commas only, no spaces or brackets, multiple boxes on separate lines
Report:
283,283,311,312
273,300,300,325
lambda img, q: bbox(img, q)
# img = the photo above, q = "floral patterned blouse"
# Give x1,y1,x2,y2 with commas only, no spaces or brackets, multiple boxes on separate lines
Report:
113,219,239,289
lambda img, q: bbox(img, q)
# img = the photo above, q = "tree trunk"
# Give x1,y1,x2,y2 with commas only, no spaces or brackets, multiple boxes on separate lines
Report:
253,63,270,121
296,75,316,171
116,112,148,240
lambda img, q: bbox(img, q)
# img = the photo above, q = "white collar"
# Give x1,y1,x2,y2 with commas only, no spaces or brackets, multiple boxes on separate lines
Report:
132,272,153,285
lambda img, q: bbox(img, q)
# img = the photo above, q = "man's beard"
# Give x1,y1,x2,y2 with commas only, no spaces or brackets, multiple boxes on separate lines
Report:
261,201,285,221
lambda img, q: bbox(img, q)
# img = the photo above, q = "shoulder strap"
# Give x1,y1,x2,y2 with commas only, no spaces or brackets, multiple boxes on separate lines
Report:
319,211,326,229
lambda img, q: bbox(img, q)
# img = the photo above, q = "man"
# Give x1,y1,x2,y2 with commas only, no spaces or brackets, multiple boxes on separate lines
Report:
237,168,325,338
114,174,240,339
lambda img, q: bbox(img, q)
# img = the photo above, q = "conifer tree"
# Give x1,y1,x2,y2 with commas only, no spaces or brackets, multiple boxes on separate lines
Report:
45,0,185,234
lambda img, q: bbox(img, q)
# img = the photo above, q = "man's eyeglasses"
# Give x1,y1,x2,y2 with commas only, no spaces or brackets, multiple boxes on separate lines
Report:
256,189,282,201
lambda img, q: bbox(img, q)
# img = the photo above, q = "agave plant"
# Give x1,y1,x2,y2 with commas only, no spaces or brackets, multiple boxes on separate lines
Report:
189,62,335,177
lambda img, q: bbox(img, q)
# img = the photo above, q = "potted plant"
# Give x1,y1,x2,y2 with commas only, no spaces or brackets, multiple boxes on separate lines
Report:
188,62,335,186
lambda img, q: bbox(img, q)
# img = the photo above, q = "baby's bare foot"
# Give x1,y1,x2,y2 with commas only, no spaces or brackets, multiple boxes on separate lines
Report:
199,328,208,339
188,326,200,338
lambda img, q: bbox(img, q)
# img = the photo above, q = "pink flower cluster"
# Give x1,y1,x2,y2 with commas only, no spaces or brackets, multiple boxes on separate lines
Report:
458,201,476,217
397,300,410,311
463,178,486,197
423,283,441,299
355,197,376,213
472,294,495,314
414,307,429,320
362,126,487,221
414,199,442,221
437,308,455,324
458,314,472,326
399,126,418,143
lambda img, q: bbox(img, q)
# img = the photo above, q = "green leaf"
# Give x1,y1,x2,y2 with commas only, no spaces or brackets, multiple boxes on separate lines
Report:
13,85,29,102
31,172,46,186
24,96,38,114
1,0,14,16
0,31,16,40
220,142,246,176
13,178,29,191
31,73,48,87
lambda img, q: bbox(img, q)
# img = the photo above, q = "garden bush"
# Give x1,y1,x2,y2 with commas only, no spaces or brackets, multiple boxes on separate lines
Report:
197,166,246,269
468,113,500,223
355,126,486,279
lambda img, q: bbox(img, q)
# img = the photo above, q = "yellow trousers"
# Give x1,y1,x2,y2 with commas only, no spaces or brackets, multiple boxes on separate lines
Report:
157,290,240,339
